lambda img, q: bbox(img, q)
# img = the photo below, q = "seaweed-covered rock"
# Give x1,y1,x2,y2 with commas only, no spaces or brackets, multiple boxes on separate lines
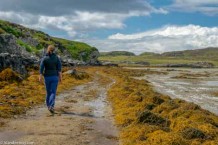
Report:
64,69,89,80
137,111,170,127
152,96,165,105
181,127,206,139
145,104,156,110
0,68,23,82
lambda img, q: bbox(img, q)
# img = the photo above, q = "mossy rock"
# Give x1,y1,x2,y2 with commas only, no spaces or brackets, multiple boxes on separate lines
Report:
181,127,206,139
137,110,170,127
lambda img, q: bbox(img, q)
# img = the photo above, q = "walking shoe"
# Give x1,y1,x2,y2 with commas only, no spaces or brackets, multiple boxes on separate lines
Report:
48,107,55,114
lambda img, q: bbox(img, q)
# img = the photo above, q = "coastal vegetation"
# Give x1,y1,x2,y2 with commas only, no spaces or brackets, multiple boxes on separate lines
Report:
0,67,91,119
97,67,218,145
1,66,218,144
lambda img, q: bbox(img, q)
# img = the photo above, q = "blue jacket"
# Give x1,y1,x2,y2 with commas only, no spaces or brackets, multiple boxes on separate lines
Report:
39,53,62,77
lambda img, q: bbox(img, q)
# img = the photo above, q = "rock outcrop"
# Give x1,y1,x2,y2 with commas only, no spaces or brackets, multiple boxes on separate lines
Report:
86,50,100,65
0,34,27,56
0,53,37,76
0,34,38,76
0,20,101,75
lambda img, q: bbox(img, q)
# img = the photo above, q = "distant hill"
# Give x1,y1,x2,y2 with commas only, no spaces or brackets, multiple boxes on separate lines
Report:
100,51,135,56
139,47,218,59
99,47,218,66
102,47,218,59
161,47,218,59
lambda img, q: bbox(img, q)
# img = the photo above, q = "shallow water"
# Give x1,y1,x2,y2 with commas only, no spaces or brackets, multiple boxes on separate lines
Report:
206,81,218,86
84,90,107,118
132,67,218,115
84,79,115,118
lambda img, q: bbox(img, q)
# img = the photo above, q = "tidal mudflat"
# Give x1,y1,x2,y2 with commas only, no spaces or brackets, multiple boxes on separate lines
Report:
131,67,218,115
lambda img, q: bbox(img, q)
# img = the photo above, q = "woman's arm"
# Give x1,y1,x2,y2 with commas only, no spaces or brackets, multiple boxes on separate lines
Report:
58,72,62,83
39,58,45,83
57,57,62,83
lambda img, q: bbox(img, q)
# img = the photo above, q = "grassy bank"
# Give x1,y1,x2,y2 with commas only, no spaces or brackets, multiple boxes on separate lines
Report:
99,55,218,67
0,67,91,120
98,67,218,145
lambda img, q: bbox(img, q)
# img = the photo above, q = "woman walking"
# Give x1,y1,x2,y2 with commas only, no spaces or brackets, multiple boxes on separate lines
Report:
39,45,62,114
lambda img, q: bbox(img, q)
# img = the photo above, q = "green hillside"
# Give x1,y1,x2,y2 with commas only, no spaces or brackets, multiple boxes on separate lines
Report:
99,48,218,66
161,47,218,59
0,19,97,60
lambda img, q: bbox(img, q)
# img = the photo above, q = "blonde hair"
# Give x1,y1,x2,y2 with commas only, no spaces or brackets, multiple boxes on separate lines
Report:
47,45,55,54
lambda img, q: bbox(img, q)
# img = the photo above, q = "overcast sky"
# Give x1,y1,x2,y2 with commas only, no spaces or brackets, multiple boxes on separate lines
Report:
0,0,218,54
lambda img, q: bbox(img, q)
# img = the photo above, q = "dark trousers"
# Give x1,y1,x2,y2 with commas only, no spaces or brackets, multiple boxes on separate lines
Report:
44,76,59,108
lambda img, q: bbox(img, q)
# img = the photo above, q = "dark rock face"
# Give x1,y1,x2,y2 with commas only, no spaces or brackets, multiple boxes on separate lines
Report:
0,34,38,76
20,37,39,47
0,53,37,76
0,34,24,55
87,50,100,65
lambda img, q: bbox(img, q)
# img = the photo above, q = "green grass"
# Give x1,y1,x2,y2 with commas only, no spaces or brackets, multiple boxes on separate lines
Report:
99,55,218,66
33,32,55,46
53,37,97,61
0,28,5,34
17,39,39,54
0,20,23,37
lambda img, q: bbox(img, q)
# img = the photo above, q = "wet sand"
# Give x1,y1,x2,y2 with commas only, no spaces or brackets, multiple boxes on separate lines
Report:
131,67,218,115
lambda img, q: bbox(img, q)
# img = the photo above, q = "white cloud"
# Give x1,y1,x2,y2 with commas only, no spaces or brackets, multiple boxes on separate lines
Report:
0,11,128,37
170,0,218,15
82,25,218,54
109,25,218,39
0,0,167,37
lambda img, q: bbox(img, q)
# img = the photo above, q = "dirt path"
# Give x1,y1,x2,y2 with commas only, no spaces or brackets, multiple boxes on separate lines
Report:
0,73,118,145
